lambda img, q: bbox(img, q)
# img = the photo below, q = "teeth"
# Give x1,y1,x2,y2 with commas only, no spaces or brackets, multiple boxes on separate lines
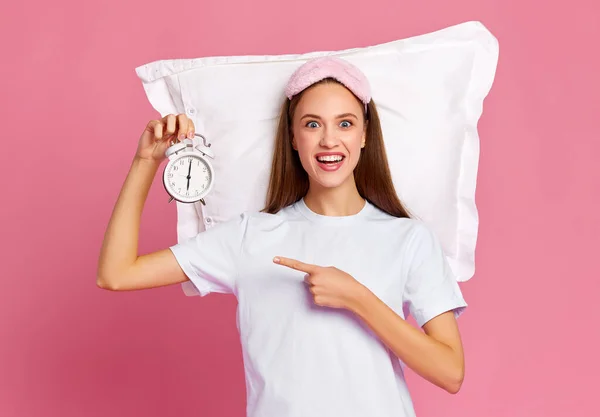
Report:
317,155,343,162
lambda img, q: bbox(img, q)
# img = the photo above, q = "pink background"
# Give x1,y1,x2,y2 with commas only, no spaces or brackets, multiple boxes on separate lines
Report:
1,0,598,416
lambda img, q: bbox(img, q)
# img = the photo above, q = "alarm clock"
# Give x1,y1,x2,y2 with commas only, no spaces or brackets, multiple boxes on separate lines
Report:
162,133,215,205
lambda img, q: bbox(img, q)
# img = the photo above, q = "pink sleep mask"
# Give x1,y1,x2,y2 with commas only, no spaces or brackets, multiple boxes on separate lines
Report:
284,56,372,113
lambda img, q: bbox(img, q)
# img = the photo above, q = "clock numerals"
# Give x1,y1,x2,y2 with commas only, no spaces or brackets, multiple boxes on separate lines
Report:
166,156,211,202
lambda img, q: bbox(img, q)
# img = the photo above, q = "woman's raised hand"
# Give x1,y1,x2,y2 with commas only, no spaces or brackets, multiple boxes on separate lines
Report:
136,114,196,163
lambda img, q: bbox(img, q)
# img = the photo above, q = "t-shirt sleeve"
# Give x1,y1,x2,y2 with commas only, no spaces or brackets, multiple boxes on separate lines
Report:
169,213,249,297
402,222,468,327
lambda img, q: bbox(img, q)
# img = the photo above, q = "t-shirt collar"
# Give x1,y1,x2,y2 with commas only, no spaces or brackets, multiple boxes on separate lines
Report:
294,197,374,225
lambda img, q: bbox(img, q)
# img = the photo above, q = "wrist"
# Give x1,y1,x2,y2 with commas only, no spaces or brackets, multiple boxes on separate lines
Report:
347,282,376,316
133,155,162,170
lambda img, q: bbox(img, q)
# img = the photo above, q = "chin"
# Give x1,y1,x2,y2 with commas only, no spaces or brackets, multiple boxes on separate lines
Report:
313,178,347,189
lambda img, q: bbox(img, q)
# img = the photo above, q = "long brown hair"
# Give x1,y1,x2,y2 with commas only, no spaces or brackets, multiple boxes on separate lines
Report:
262,79,411,219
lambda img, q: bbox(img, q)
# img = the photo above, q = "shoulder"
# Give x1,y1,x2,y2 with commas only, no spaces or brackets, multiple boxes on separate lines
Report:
400,220,448,270
365,203,428,236
405,219,439,243
364,205,442,253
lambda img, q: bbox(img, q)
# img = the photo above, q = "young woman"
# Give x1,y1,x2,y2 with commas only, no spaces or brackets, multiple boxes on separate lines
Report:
97,57,467,417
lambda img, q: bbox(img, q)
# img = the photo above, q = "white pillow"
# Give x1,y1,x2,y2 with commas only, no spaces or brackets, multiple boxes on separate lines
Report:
135,20,499,297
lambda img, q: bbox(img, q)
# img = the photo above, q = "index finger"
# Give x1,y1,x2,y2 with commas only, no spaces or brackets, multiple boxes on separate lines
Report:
273,257,318,274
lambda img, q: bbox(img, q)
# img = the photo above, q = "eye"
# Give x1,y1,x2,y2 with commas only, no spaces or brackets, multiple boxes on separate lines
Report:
306,121,320,128
340,120,352,128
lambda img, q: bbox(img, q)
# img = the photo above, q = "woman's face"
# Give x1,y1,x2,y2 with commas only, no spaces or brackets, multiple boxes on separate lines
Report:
291,82,366,190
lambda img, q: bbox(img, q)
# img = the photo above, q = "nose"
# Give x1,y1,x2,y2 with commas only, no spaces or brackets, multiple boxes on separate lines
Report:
319,126,339,148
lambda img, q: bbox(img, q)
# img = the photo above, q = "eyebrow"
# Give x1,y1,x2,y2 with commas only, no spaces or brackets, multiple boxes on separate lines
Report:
300,113,359,121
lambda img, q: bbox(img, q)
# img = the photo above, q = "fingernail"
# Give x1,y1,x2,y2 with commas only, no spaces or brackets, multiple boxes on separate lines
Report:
273,257,280,264
179,133,186,140
188,131,194,139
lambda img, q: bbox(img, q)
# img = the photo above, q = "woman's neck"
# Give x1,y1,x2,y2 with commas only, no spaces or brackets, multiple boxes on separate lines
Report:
303,177,365,217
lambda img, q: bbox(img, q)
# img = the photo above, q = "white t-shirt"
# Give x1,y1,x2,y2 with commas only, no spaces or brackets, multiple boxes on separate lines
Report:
170,198,467,417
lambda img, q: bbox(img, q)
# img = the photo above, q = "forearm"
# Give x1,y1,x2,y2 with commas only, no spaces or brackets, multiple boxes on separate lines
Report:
97,156,160,286
350,288,463,393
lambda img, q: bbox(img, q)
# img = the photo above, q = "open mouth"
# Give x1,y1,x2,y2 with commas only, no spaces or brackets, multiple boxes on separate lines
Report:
315,154,346,171
316,155,345,164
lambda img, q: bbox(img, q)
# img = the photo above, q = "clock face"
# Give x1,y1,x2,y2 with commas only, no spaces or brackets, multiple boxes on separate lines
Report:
163,154,213,203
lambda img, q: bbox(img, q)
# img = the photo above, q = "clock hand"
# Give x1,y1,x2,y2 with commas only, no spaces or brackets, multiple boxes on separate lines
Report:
186,160,192,191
